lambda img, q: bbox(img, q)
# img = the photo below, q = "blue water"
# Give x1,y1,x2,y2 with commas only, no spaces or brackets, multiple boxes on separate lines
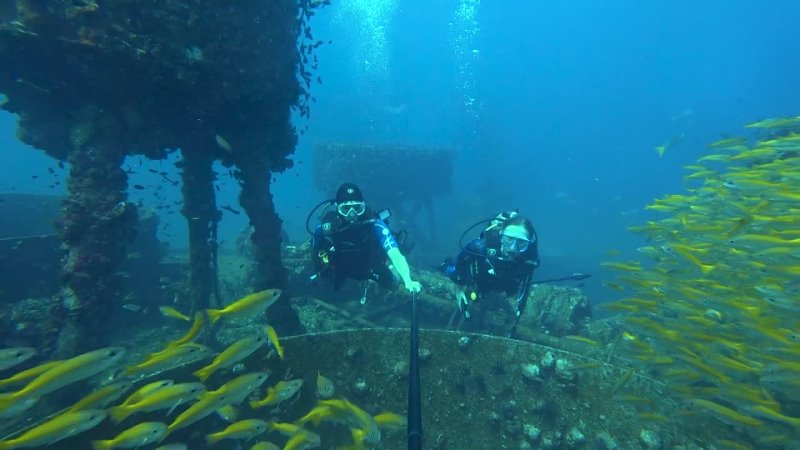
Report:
1,0,799,304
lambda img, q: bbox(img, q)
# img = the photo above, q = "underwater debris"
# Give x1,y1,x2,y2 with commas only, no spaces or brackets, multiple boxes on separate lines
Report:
417,347,431,361
639,429,661,450
595,431,619,450
565,426,586,448
521,363,542,381
353,378,368,396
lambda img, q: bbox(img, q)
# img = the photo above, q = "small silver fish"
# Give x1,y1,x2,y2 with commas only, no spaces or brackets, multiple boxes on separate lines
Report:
122,304,144,312
215,134,233,152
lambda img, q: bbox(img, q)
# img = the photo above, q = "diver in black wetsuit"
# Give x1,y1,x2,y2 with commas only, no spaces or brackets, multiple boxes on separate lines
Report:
310,183,421,294
443,210,540,335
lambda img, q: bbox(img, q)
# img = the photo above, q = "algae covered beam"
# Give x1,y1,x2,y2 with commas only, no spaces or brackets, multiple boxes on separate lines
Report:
235,142,304,335
60,143,138,353
180,149,221,311
312,143,455,242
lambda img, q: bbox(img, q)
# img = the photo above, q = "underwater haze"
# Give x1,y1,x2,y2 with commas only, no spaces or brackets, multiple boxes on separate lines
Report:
3,0,799,303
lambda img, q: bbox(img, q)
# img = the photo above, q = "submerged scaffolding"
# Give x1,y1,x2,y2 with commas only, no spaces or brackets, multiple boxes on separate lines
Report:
0,0,323,352
313,143,455,243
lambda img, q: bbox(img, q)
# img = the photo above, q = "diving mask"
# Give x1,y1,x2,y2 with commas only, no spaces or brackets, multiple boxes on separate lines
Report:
500,226,531,254
337,201,366,218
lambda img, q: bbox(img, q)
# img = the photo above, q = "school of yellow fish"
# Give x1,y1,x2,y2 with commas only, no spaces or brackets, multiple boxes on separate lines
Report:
602,116,800,450
0,288,404,450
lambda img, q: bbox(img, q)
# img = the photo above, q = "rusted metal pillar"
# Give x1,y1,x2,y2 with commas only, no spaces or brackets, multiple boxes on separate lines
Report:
180,148,220,312
237,153,302,335
58,143,137,354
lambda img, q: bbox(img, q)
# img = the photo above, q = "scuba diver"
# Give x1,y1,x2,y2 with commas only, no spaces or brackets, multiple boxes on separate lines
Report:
443,210,540,336
308,182,422,295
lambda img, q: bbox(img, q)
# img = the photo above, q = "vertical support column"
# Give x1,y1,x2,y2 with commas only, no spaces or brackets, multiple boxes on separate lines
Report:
180,149,220,312
59,145,137,354
237,157,302,334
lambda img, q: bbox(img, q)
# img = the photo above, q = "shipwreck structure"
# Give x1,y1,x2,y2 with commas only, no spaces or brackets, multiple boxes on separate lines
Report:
313,143,455,244
0,0,323,352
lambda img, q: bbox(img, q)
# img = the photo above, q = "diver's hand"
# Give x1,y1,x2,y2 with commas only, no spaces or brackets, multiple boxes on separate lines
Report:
404,280,422,293
456,290,468,311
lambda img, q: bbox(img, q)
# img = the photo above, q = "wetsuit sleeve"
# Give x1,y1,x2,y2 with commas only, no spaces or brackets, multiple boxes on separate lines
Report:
451,239,482,286
312,225,325,252
373,219,399,253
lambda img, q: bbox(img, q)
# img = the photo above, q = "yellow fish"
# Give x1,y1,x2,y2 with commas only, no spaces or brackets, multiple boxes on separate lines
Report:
123,343,213,378
709,136,747,149
564,335,601,346
322,398,381,445
166,391,229,434
250,442,279,450
250,379,304,409
316,371,335,398
154,444,187,450
167,311,205,348
265,325,284,359
108,382,206,423
267,422,304,437
92,422,167,450
215,404,239,422
0,347,36,372
743,404,800,429
206,419,268,445
0,397,37,419
193,334,266,381
119,379,174,406
0,347,125,410
684,399,762,428
297,404,338,426
283,430,320,450
159,306,191,321
0,409,107,450
612,369,636,394
351,425,382,448
374,411,405,430
210,371,271,406
206,289,282,324
65,380,133,412
0,359,63,389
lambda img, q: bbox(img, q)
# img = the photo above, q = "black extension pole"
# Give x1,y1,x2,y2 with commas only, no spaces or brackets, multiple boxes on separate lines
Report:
528,272,591,286
407,291,423,450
